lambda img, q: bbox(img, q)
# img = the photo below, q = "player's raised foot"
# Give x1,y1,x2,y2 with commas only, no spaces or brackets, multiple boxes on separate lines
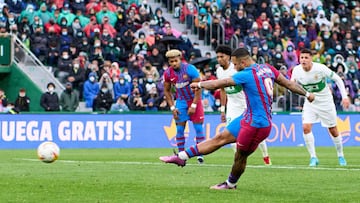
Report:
197,156,204,164
210,182,236,190
159,154,186,167
309,157,319,167
263,156,272,165
338,156,347,166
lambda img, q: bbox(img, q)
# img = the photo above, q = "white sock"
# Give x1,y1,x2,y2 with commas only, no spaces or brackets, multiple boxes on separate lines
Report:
258,140,268,157
303,132,316,158
230,143,236,152
226,180,236,187
331,135,344,157
178,151,189,160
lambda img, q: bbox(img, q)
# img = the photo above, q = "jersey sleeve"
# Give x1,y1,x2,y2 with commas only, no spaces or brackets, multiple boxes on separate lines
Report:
231,71,246,86
290,65,300,81
186,64,200,80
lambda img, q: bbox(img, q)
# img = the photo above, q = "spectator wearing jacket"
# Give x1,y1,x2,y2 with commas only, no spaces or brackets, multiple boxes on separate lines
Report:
83,72,99,108
40,82,60,111
15,88,31,112
93,83,113,112
60,82,79,112
114,74,132,102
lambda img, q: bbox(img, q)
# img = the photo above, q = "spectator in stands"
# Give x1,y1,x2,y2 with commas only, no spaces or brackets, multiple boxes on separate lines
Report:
128,87,145,111
19,4,36,26
128,55,145,80
114,5,126,31
147,46,165,73
96,2,118,27
104,39,121,62
0,89,8,112
56,49,73,83
40,82,60,111
142,61,160,82
202,67,217,81
114,74,131,102
244,29,260,49
15,88,30,112
109,61,121,79
59,26,74,52
110,97,130,112
145,87,159,111
131,77,144,95
93,83,113,112
188,42,202,58
283,43,298,70
67,59,86,100
69,43,80,59
83,16,101,38
153,7,166,29
47,40,60,68
162,21,181,38
60,82,79,112
31,16,44,34
99,72,114,99
142,70,155,90
58,3,76,26
210,15,225,49
89,41,105,67
4,103,20,114
30,26,48,63
133,32,148,54
354,97,360,112
202,89,215,112
83,72,99,108
272,46,286,70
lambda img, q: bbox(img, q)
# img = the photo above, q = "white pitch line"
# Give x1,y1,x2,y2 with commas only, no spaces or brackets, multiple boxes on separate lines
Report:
18,158,360,171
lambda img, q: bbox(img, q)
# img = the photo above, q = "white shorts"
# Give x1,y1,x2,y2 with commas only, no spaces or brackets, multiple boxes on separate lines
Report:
302,100,337,127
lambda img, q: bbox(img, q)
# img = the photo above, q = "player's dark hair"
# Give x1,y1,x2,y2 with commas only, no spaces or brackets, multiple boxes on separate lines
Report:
215,45,232,56
231,48,250,58
300,48,312,55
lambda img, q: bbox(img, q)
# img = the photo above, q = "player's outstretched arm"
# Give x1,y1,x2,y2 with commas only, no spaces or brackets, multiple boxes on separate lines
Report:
275,73,315,102
190,78,236,91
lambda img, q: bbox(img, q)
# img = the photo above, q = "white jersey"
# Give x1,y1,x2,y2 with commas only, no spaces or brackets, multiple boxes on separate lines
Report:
216,63,246,124
291,62,347,127
291,62,347,105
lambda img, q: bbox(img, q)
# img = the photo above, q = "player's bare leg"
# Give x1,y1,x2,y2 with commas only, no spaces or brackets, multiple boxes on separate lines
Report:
159,130,236,166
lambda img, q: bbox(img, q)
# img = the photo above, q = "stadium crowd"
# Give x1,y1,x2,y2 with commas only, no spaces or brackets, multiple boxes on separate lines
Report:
0,0,360,113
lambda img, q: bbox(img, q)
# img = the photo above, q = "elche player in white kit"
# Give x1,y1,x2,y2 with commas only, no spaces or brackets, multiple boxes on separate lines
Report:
215,45,272,165
291,48,349,167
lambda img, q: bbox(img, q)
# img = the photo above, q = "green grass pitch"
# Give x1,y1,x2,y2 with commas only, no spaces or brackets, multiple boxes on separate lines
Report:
0,147,359,203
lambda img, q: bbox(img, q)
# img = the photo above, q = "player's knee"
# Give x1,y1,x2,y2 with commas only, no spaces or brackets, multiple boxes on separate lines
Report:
303,124,312,134
214,132,236,145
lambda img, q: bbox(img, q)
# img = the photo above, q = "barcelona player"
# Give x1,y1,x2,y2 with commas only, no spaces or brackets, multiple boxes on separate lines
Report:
160,48,314,189
215,45,271,165
163,49,205,164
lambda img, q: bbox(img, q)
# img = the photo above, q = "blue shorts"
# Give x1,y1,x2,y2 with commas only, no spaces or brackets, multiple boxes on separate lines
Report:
226,115,243,138
175,100,204,123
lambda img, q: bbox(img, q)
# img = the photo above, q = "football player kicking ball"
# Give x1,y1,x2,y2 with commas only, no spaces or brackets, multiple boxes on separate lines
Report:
160,48,314,189
215,45,271,165
291,48,349,167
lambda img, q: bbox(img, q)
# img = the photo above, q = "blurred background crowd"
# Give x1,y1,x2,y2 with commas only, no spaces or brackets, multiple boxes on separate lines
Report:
0,0,360,113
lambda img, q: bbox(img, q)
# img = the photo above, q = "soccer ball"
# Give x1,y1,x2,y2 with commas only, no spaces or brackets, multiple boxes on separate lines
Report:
37,141,60,163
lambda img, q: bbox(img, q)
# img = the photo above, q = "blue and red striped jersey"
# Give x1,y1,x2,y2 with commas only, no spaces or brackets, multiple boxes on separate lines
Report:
163,63,200,102
232,64,280,128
